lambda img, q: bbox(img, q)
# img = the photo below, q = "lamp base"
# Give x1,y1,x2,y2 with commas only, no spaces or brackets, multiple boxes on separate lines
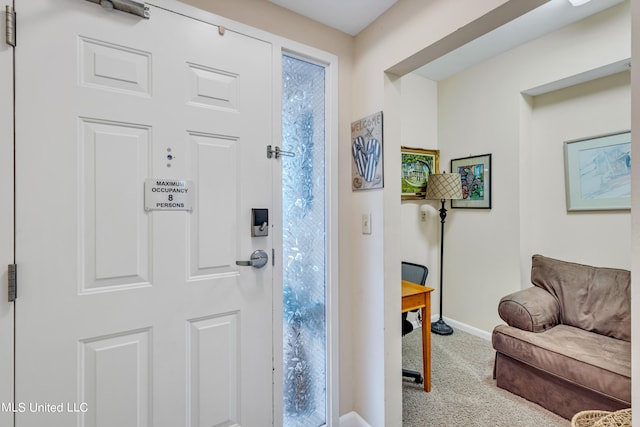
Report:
431,318,454,336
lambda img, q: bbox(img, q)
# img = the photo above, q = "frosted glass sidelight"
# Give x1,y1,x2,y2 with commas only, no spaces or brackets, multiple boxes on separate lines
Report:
282,55,326,427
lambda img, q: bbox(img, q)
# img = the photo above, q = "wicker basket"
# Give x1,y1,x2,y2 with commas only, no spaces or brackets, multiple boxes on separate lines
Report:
594,409,632,427
571,409,632,427
572,411,611,427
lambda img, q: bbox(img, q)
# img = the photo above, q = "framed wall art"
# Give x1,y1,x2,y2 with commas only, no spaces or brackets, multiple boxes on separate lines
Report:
401,146,439,200
450,153,492,209
351,111,384,191
564,131,631,211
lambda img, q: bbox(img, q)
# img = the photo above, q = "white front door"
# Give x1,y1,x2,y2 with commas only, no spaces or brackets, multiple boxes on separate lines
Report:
15,1,273,426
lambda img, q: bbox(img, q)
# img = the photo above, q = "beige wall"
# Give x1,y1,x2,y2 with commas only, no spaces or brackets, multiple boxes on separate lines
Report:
436,2,630,333
530,73,631,265
400,74,440,273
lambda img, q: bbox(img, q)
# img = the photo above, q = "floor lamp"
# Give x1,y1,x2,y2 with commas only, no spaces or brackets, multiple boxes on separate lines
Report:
425,172,463,336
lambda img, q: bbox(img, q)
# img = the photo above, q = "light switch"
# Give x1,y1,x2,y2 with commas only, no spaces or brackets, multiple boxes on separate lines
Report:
362,213,372,235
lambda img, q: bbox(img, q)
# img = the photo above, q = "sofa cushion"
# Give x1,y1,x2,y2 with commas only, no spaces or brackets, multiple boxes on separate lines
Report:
498,287,560,332
492,324,631,404
530,255,631,341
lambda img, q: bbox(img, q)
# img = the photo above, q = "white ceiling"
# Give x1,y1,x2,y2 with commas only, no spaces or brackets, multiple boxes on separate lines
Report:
268,0,398,36
270,0,626,82
413,0,625,81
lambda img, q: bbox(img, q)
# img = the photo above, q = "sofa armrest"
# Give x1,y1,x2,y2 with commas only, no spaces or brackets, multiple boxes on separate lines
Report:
498,287,560,332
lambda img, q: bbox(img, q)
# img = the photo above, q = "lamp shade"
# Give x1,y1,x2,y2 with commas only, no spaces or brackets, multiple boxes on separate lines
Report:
425,173,463,200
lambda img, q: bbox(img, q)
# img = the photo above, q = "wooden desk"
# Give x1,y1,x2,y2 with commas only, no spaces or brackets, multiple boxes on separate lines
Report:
402,280,434,392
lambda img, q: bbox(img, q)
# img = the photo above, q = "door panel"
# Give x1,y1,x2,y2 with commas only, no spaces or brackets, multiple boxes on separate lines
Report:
80,118,152,292
79,36,152,97
80,328,152,426
186,63,239,111
15,1,273,426
188,312,239,427
188,133,238,278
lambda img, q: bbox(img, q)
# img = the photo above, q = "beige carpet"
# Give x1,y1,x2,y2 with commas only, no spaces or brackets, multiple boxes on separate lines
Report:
402,326,571,427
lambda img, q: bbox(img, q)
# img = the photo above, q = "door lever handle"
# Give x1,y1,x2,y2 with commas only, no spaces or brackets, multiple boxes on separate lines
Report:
236,249,269,269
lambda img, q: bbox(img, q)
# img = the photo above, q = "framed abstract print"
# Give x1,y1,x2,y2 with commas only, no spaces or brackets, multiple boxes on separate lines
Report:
450,153,491,209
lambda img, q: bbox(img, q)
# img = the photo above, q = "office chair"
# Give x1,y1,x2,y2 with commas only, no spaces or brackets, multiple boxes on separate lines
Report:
402,261,429,384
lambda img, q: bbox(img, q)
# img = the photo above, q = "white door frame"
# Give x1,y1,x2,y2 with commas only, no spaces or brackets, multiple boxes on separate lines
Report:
0,1,15,425
271,42,340,427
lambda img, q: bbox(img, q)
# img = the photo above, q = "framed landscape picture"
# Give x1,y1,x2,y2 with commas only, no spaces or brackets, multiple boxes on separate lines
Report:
564,131,631,211
401,147,439,200
450,153,492,209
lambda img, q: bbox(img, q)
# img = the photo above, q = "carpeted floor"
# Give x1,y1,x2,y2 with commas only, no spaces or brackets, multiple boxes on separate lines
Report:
402,327,571,427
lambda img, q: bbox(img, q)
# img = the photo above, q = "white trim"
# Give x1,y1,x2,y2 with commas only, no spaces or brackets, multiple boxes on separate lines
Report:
326,50,341,427
275,31,341,427
271,41,285,427
429,315,492,341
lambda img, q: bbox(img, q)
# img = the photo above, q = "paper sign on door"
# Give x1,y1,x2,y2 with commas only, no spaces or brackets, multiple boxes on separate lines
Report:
144,179,194,211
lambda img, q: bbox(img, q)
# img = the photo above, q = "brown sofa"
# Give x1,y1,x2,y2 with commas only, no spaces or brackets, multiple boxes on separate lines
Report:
492,255,631,419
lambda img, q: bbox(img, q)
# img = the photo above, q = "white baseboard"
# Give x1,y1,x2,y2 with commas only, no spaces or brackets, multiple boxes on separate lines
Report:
339,411,372,427
429,315,492,341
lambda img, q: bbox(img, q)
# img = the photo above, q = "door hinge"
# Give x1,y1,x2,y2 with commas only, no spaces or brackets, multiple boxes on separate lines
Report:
5,5,16,47
272,248,275,267
8,264,16,302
